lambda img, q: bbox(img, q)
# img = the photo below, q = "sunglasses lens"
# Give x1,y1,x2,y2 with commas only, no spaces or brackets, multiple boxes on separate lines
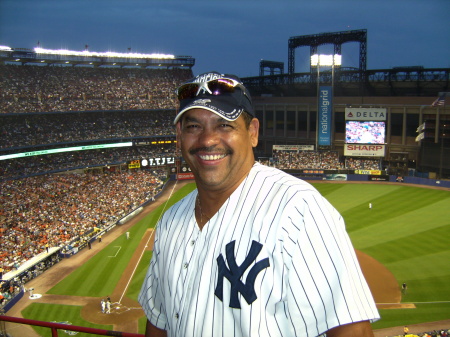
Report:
208,79,236,96
177,78,239,100
177,83,199,100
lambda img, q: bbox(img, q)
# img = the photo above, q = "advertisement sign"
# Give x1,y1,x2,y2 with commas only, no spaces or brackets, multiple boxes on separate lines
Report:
177,172,195,180
345,108,387,121
304,169,324,174
355,170,382,175
318,86,332,146
324,174,348,181
369,175,389,181
128,160,141,169
344,144,385,157
273,145,315,151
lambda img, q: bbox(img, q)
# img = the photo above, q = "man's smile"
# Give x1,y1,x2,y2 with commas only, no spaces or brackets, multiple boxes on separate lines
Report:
198,153,228,161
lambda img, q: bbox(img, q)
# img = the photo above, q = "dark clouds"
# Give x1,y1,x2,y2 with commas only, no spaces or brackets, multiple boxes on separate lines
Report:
0,0,449,77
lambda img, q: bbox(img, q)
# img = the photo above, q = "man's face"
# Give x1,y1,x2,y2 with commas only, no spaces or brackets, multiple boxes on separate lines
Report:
177,108,259,193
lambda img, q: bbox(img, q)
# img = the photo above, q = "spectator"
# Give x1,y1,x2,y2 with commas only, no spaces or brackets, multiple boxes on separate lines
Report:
0,170,165,273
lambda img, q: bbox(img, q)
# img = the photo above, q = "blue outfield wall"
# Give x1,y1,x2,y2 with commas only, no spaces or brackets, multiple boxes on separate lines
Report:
343,174,450,188
402,176,450,188
347,174,370,182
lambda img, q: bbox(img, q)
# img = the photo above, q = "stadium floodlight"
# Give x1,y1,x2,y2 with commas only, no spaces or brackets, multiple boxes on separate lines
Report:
311,54,342,67
34,47,175,59
0,45,13,51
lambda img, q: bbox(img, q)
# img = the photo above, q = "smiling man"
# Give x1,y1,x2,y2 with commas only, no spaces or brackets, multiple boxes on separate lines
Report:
138,72,379,337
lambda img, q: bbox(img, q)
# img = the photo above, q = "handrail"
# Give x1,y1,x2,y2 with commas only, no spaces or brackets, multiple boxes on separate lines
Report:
0,315,144,337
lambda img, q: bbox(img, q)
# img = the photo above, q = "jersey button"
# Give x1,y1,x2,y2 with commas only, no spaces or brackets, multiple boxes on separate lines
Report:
175,313,179,319
183,263,189,269
190,240,195,246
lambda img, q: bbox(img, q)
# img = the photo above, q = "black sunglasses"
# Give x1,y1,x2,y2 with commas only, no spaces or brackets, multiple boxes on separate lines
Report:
176,77,245,101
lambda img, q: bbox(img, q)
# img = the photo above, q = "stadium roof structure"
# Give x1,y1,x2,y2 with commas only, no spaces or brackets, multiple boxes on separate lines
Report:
0,45,195,69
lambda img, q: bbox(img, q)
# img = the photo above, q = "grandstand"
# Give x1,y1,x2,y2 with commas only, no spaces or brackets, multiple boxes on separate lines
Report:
0,61,190,318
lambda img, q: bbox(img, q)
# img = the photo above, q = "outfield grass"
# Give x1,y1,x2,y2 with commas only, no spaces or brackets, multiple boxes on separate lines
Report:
21,181,450,333
313,183,450,328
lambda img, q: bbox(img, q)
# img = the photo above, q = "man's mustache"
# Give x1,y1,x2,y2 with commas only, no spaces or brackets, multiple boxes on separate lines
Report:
189,146,233,156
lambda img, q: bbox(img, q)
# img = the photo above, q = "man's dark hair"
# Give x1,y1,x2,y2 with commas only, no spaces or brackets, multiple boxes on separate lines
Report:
241,111,254,129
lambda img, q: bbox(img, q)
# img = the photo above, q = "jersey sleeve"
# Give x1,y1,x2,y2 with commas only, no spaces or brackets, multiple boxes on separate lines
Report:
138,225,168,330
282,189,380,336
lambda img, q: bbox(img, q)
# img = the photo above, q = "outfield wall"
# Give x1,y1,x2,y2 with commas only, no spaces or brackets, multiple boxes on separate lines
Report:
286,170,450,188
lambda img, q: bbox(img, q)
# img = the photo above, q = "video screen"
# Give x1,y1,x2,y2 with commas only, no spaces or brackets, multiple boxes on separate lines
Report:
345,121,385,144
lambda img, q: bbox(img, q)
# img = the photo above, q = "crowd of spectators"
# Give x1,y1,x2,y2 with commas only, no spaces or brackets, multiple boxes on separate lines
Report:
265,150,383,171
388,329,449,337
345,157,381,170
0,277,22,308
0,65,192,113
272,150,342,170
0,169,166,273
0,144,176,180
1,110,176,149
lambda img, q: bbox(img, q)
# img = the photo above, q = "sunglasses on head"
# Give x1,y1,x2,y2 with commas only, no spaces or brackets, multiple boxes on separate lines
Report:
177,77,245,101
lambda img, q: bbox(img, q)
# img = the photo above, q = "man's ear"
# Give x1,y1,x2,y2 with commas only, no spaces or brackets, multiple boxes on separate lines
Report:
176,122,182,150
249,118,259,148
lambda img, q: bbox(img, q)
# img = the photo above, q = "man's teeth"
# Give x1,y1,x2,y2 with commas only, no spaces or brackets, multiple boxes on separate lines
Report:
199,154,226,161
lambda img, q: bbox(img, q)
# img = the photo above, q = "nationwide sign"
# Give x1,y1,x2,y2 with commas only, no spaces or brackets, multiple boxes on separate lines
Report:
345,108,387,121
344,144,385,157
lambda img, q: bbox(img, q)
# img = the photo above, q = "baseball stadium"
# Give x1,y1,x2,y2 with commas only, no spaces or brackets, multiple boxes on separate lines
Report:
0,29,449,337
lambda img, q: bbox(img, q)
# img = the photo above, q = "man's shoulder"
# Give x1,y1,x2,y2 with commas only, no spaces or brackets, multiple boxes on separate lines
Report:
252,163,317,193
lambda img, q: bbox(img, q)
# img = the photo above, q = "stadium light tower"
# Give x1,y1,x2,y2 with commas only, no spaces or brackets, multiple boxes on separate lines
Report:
311,54,341,149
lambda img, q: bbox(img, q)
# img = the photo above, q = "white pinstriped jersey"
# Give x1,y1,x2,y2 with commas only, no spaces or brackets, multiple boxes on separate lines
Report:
138,163,379,337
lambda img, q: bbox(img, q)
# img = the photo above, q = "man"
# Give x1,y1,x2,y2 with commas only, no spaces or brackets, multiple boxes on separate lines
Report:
403,325,409,335
139,72,379,336
106,298,111,314
402,282,407,295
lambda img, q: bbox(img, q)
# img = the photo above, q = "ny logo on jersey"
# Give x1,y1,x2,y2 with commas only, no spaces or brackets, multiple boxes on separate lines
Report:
215,240,270,309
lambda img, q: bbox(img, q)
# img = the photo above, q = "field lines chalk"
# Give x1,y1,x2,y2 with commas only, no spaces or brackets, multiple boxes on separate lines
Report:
108,246,121,258
118,180,178,304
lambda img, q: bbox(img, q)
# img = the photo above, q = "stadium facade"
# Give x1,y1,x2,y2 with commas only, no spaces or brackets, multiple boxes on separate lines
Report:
1,32,449,180
241,30,449,179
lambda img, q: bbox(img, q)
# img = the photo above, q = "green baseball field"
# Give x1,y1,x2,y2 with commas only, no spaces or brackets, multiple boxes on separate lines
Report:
20,181,450,336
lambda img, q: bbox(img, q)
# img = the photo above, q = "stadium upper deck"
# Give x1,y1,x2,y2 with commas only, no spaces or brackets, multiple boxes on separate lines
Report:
0,64,192,113
0,45,195,69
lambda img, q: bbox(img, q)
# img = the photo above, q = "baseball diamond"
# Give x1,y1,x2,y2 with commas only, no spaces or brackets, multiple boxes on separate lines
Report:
4,179,450,337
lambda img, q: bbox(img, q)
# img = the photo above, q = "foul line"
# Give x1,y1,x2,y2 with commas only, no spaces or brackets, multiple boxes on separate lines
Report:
108,246,121,258
377,301,450,305
118,180,178,304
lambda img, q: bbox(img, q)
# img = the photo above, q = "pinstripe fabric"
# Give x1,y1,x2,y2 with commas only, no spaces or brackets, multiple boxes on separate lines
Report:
138,163,379,337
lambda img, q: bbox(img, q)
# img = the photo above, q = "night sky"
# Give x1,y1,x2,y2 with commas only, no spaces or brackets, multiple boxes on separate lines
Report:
1,0,449,77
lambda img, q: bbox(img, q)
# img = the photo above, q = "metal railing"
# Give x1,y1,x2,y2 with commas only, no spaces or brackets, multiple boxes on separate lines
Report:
0,315,144,337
